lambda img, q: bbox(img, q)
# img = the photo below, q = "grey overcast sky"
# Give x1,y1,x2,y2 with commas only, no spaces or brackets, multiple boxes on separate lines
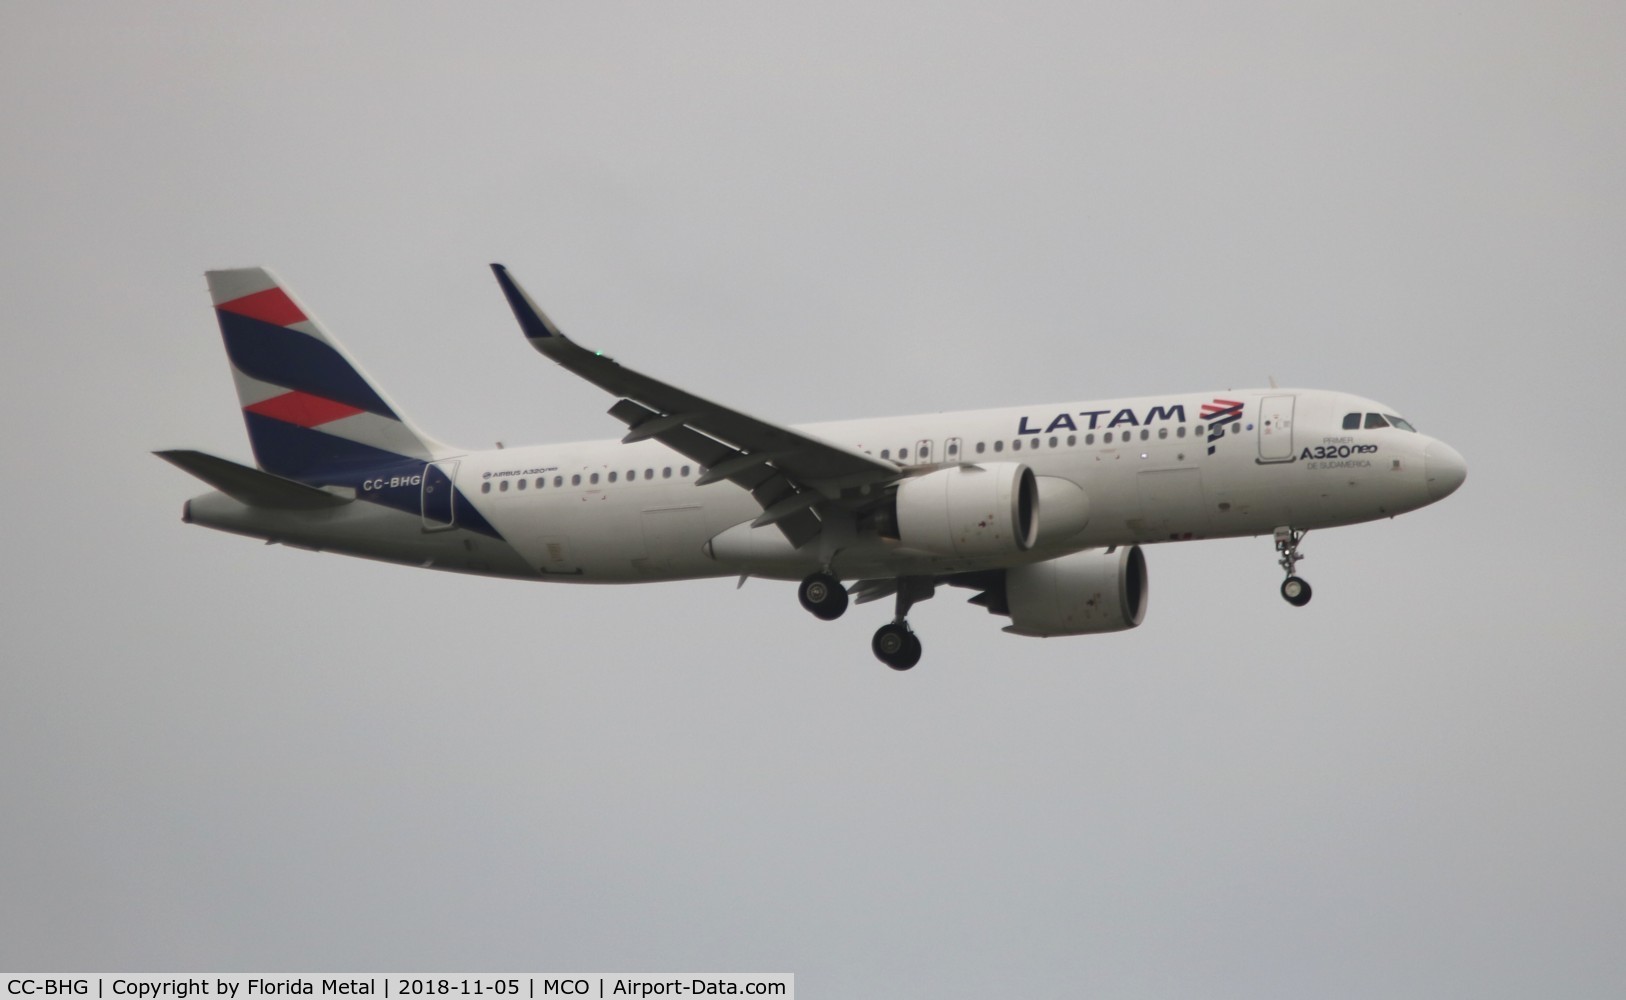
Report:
3,2,1624,995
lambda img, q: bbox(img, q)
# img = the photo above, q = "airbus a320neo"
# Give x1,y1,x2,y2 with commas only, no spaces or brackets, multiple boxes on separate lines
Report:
160,265,1467,669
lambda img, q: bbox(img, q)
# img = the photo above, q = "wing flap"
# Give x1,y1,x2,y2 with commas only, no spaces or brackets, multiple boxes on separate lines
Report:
849,579,900,605
604,396,819,543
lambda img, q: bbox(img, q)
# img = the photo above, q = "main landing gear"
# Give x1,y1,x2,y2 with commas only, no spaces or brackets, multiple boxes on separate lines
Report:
798,571,849,620
796,571,930,670
871,577,933,671
872,622,922,671
1274,526,1312,607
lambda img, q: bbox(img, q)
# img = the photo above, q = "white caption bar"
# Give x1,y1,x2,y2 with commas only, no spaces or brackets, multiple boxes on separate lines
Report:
0,977,792,1000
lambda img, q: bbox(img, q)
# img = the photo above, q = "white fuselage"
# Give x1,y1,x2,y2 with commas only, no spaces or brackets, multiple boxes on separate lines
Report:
185,387,1457,583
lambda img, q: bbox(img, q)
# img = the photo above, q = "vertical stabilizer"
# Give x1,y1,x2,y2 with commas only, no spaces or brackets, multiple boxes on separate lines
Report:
206,268,451,485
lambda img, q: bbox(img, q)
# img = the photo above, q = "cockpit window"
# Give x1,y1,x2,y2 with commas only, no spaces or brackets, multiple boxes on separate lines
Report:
1342,412,1361,430
1364,413,1390,429
1385,414,1417,432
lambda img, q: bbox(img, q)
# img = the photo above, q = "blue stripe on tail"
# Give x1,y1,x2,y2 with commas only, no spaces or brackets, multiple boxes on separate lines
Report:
218,311,397,418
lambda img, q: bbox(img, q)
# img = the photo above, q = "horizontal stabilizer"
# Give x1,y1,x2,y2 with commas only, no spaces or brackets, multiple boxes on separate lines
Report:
155,450,353,509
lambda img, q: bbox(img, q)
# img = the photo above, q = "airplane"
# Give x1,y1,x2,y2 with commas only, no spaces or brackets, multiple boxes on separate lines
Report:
159,264,1468,670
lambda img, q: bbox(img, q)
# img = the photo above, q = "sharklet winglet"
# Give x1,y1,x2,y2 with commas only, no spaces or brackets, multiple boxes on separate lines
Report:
490,263,567,341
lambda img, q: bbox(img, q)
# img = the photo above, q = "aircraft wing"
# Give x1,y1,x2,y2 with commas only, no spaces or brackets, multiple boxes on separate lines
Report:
491,264,900,548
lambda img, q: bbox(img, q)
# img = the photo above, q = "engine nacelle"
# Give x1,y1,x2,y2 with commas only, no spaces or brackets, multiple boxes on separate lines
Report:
1003,546,1148,637
895,463,1038,557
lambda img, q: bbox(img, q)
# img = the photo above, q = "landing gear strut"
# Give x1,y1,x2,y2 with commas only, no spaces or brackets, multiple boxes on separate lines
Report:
1274,526,1312,607
872,576,934,670
798,571,848,620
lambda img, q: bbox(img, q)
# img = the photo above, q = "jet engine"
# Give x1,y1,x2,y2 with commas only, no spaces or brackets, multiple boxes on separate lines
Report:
894,463,1038,557
999,546,1148,636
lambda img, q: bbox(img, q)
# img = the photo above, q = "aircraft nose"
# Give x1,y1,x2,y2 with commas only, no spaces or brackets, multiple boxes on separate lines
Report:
1424,440,1467,501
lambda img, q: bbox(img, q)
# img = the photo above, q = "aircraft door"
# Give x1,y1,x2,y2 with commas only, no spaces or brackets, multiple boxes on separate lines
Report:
1258,396,1296,462
421,460,459,530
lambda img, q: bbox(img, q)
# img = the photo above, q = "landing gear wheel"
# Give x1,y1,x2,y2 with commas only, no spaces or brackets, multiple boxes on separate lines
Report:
1281,576,1312,607
1273,527,1312,607
798,572,848,621
872,622,922,671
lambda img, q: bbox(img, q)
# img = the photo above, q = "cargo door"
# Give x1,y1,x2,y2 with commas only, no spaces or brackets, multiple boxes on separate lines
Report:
1136,467,1211,540
639,506,708,578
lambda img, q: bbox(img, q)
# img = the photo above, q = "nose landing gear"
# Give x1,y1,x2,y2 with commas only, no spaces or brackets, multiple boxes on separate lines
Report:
1280,575,1312,606
1274,527,1312,606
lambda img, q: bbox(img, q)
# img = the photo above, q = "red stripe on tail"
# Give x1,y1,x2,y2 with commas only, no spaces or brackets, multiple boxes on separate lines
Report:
245,391,364,428
217,287,307,327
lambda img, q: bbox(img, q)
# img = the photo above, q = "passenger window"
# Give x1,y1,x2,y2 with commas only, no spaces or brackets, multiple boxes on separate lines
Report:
1049,436,1058,448
976,442,985,454
881,449,890,460
1105,432,1113,443
1140,429,1149,441
1086,433,1095,445
900,447,910,460
1343,412,1361,430
571,474,581,486
535,477,544,488
481,482,491,494
590,473,600,485
1177,426,1186,438
1231,423,1240,434
1013,439,1022,451
1365,413,1389,429
1067,434,1077,446
662,467,672,479
682,465,691,476
609,471,617,483
518,478,527,490
645,469,654,480
947,442,959,457
554,475,564,487
500,480,509,492
1158,427,1168,439
994,441,1004,452
1195,424,1204,436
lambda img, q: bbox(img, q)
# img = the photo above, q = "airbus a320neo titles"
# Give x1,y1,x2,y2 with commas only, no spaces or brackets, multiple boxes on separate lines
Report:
160,265,1467,669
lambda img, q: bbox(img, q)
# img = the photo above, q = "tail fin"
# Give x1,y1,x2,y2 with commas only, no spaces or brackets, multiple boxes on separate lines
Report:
206,268,450,486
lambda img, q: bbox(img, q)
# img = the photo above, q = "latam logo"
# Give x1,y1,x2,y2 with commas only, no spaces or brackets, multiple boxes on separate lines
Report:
1200,398,1245,455
1017,404,1187,435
